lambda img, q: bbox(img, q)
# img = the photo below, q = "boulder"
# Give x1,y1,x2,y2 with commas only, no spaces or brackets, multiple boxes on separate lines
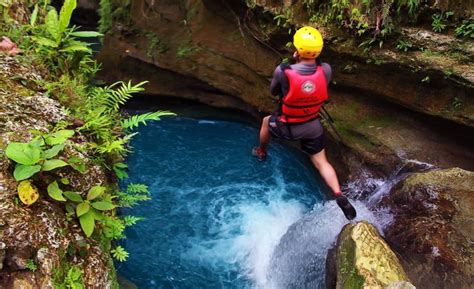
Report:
328,221,413,289
382,168,474,289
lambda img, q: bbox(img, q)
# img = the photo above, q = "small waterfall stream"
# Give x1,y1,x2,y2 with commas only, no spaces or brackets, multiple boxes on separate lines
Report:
117,115,398,288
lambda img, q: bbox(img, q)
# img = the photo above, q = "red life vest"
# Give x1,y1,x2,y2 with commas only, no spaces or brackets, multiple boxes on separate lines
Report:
279,66,328,123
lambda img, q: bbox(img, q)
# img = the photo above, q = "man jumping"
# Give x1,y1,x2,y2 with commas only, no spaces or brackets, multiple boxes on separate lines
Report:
252,26,356,220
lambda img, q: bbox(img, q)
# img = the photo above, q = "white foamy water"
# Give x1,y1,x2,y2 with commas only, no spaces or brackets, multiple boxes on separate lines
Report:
187,189,392,289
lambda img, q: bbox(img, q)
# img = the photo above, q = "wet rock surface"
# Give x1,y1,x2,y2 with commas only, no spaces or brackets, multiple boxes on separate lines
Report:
382,168,474,289
0,55,114,288
327,221,413,289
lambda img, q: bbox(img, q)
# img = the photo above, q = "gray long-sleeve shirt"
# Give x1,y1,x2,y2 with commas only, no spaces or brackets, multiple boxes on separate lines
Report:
270,62,332,97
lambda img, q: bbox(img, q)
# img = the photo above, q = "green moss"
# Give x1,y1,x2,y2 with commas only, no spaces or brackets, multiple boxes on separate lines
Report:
338,224,365,289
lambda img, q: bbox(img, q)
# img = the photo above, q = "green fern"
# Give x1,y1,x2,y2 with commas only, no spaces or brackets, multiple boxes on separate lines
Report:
123,215,144,226
104,81,148,111
117,183,150,207
127,183,149,193
111,246,129,262
121,111,176,130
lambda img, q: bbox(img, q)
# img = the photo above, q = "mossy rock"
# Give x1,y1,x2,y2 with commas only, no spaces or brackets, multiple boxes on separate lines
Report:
335,221,412,289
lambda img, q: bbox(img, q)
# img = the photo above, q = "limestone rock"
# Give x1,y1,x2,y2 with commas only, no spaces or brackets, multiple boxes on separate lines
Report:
333,221,412,289
35,248,55,276
0,241,5,270
382,168,474,289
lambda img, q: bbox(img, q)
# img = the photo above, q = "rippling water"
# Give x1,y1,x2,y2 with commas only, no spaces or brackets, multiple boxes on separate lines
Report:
117,117,381,288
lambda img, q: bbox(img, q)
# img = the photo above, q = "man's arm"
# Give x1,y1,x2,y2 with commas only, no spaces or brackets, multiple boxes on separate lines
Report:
321,62,332,87
270,66,284,96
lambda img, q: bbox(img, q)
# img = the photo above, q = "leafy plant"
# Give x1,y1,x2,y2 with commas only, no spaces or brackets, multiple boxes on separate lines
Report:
455,18,474,38
31,0,102,73
123,215,144,226
25,259,38,272
396,40,413,52
452,97,462,111
145,31,168,58
431,13,447,33
63,185,115,237
117,183,150,207
98,0,112,34
396,0,421,17
273,8,293,34
64,266,84,289
5,130,78,181
121,111,176,130
176,44,199,58
421,76,430,83
111,245,129,262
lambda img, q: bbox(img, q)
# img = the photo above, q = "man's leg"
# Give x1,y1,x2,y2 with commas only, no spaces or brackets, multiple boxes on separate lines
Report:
253,115,271,160
259,115,271,150
310,149,356,220
309,149,342,197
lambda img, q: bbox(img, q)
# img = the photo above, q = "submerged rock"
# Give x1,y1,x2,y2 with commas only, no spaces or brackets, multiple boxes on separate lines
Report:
382,167,474,289
328,221,413,289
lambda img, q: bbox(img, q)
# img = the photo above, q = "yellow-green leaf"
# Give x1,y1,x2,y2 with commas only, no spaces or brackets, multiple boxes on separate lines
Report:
91,201,115,211
42,159,69,171
41,144,65,159
64,191,83,203
58,0,76,34
79,210,95,237
47,181,66,201
13,164,41,181
76,202,90,217
17,180,39,206
6,142,41,165
45,130,74,146
45,9,60,41
87,185,105,200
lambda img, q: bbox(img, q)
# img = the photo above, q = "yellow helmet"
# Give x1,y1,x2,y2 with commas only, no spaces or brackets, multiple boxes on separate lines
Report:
293,26,324,59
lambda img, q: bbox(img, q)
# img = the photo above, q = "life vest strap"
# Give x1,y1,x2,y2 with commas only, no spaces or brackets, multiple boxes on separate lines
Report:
282,100,326,108
282,111,320,118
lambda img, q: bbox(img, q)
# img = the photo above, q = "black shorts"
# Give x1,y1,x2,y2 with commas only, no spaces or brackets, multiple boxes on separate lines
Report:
268,115,325,155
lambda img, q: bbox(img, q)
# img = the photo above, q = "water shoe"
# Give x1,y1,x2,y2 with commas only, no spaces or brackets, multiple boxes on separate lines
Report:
252,147,267,161
336,195,357,220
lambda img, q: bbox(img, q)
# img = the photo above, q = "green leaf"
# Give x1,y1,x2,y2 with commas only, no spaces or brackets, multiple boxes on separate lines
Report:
30,4,39,26
113,162,128,180
42,159,69,171
70,31,103,37
6,142,42,165
41,144,65,159
45,129,74,146
32,36,58,47
64,191,83,202
79,210,95,237
47,181,66,201
67,266,82,281
65,204,75,215
59,0,77,35
60,177,70,185
59,45,92,53
76,202,90,216
13,164,41,181
68,156,86,173
87,185,105,200
45,9,61,41
121,111,176,130
111,246,129,262
91,201,115,211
